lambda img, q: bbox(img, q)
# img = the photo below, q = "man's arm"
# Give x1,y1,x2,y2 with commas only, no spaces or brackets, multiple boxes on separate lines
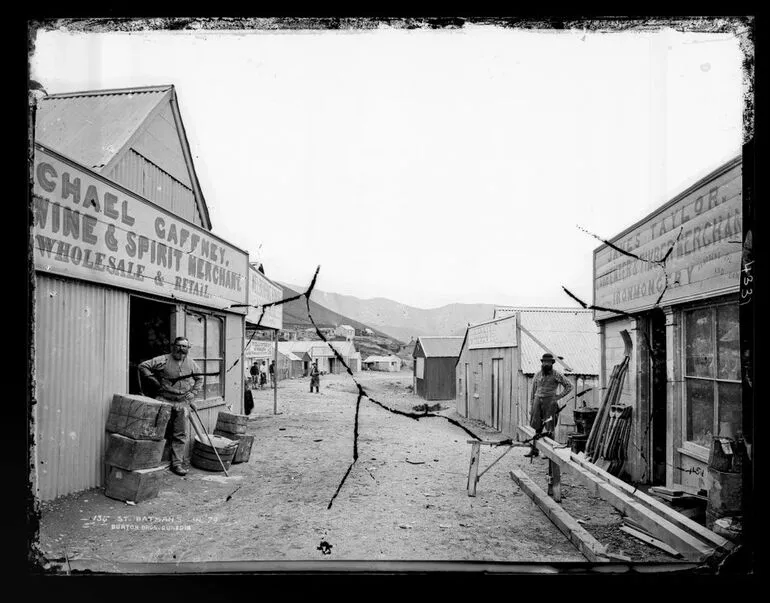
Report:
189,359,204,399
138,356,164,387
530,373,538,406
557,371,573,401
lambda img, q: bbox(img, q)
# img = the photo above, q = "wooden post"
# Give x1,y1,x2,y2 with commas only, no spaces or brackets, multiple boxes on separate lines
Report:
467,442,481,497
551,460,562,502
273,329,279,415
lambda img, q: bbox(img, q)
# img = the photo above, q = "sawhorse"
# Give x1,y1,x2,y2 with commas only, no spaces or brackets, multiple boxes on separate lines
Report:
466,440,529,496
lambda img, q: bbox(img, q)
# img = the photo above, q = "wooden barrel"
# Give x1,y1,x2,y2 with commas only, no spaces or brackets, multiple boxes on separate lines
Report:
215,412,248,436
213,430,254,464
191,434,238,472
573,407,598,436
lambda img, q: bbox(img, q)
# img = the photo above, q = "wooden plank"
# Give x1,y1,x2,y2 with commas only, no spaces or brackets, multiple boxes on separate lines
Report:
519,424,716,561
510,470,610,563
467,442,481,497
571,453,734,553
104,433,165,471
620,526,683,558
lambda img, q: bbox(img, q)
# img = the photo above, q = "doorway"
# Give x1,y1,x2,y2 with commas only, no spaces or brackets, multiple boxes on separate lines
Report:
129,296,176,396
492,358,502,430
328,357,336,374
649,308,668,485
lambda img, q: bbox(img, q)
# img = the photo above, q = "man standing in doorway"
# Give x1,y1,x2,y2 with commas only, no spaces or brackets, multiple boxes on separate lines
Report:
310,360,320,394
525,352,572,458
139,336,203,476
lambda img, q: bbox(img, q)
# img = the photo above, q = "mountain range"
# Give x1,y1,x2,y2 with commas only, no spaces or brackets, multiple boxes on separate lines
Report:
282,284,497,343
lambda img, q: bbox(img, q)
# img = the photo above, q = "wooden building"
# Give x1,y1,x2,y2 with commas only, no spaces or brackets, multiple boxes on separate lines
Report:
279,340,360,374
413,336,464,401
363,355,402,372
592,155,743,490
459,308,601,444
31,85,250,500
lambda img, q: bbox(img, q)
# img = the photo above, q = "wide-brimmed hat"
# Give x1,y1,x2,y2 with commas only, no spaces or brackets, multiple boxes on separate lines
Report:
541,353,556,363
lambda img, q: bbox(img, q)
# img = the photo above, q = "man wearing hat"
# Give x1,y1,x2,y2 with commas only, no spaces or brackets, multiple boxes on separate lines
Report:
525,352,573,458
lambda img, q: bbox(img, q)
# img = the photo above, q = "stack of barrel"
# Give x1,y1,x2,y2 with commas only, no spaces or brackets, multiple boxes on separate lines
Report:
103,393,173,503
212,411,254,465
706,436,744,537
568,406,598,453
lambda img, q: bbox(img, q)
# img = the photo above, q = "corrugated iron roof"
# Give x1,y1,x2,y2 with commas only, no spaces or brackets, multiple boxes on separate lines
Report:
417,336,464,358
35,86,171,170
507,308,600,375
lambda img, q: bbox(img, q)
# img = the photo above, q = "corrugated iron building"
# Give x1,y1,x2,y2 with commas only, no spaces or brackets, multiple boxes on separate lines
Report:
592,155,743,490
278,340,360,375
363,355,402,372
455,309,600,444
413,336,464,401
31,85,250,501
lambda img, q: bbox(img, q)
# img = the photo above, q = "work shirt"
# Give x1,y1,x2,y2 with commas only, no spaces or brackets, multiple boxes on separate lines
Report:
310,365,320,378
139,353,203,402
531,368,572,403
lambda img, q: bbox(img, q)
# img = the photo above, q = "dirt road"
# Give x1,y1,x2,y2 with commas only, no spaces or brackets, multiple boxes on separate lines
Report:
34,370,676,568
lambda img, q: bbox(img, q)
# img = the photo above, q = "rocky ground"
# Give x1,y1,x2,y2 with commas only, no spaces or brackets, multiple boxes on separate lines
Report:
33,370,684,571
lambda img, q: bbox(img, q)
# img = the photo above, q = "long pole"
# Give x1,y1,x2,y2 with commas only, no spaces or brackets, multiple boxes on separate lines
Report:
273,329,278,415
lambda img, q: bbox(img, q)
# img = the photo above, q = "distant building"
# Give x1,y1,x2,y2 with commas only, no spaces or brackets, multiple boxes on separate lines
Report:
363,355,402,372
456,308,600,444
335,324,356,340
363,327,375,336
279,340,360,374
413,336,464,400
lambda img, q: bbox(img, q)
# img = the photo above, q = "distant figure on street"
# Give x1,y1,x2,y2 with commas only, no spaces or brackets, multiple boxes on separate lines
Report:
244,387,254,416
250,361,259,388
138,337,203,476
259,360,268,389
269,360,275,386
525,352,573,458
310,360,320,393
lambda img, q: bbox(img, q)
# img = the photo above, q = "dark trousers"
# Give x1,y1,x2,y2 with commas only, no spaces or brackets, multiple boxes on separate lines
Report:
310,376,319,393
161,399,190,466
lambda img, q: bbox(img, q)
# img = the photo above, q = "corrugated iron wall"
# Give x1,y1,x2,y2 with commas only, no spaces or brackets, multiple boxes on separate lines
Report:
34,275,128,501
108,149,197,224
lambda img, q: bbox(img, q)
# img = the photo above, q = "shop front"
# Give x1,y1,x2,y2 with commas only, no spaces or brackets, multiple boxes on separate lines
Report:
593,155,742,490
31,144,249,501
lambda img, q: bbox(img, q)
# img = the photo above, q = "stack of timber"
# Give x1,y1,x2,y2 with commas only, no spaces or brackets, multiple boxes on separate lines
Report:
585,355,631,475
104,394,172,503
213,411,254,464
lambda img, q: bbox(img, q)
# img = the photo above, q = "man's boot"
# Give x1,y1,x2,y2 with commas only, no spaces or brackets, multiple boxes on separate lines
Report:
523,441,539,458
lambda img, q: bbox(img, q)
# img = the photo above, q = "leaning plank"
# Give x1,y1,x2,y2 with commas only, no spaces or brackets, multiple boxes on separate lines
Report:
510,469,610,563
519,425,715,562
620,525,683,558
570,453,734,553
467,442,481,497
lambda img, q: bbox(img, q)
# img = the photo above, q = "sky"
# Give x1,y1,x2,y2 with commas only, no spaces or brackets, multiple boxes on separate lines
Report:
30,21,747,310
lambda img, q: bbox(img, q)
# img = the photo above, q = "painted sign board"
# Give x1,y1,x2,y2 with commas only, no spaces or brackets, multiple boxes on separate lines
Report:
32,145,248,312
593,161,742,321
245,341,274,358
468,316,517,350
247,266,283,330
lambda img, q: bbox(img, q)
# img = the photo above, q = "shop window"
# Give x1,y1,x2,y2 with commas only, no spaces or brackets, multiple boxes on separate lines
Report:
684,303,741,448
185,310,224,401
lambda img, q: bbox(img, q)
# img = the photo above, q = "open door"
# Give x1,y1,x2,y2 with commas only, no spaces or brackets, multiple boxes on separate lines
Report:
649,308,668,485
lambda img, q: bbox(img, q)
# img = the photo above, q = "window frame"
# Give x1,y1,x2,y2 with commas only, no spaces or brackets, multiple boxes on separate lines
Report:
184,308,225,403
681,300,741,455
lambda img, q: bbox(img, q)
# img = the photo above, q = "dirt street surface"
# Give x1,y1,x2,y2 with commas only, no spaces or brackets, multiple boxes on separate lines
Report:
35,371,680,568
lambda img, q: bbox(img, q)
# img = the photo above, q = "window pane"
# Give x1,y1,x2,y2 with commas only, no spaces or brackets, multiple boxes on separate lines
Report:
685,309,714,378
186,313,205,359
206,316,222,357
717,381,742,439
717,305,740,381
204,360,223,398
686,378,714,447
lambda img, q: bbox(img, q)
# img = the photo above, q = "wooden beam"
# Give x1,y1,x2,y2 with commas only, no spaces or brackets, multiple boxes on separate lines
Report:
570,453,734,553
620,525,683,558
510,470,610,563
518,424,715,562
551,461,562,503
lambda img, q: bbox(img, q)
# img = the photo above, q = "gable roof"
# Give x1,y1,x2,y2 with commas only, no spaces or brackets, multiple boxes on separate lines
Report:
364,355,400,363
415,336,464,358
34,85,212,230
494,307,600,375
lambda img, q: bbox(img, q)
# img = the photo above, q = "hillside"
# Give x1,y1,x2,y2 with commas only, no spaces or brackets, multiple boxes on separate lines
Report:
279,285,401,343
285,284,496,342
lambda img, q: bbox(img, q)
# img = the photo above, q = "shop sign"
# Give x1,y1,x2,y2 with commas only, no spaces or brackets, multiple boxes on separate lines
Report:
593,162,742,320
245,341,274,358
32,146,249,312
468,316,517,349
247,266,283,330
